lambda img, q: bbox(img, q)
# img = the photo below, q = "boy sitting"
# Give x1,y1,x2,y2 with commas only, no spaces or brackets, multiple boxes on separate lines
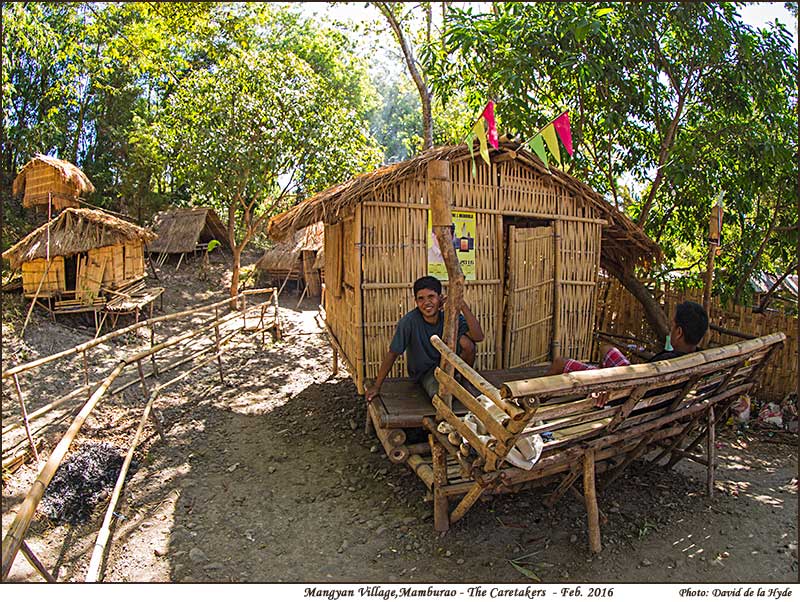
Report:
365,276,484,402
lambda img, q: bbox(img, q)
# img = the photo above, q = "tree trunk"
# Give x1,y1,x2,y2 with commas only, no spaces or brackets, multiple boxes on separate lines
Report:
376,2,434,150
229,246,241,309
613,267,670,342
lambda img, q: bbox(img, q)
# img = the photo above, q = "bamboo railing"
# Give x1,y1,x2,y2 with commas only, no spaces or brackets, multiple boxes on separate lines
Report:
1,288,280,582
595,278,796,401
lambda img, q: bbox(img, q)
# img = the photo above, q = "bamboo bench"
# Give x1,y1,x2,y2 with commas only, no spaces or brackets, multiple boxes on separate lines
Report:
397,332,785,551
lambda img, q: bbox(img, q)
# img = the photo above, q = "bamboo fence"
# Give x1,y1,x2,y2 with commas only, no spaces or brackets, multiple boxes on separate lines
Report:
594,277,797,401
1,288,280,582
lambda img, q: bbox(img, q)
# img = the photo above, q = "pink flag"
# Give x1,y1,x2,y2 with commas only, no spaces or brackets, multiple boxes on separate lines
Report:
552,111,573,156
482,100,499,149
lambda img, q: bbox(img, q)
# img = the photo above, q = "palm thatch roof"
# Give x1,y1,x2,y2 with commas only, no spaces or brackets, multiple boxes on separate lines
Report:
147,207,230,254
12,154,95,197
2,208,156,269
267,141,661,275
256,223,324,273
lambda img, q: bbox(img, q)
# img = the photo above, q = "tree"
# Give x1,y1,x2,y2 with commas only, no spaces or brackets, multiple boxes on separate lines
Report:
161,5,382,304
425,2,797,334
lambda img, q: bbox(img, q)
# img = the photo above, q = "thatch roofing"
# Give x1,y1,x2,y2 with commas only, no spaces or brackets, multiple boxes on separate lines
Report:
2,208,156,269
256,223,324,273
267,141,661,274
12,154,95,197
148,207,230,254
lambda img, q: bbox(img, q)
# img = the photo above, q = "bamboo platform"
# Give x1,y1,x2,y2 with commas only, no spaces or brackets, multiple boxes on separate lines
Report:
370,332,786,553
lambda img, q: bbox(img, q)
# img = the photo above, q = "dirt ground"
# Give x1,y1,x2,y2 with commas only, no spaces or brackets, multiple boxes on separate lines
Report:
2,251,797,584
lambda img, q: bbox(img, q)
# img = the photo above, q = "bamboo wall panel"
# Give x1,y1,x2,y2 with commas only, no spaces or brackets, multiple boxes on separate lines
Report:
77,253,106,302
123,242,145,281
504,226,553,368
21,168,80,210
558,220,602,360
595,277,797,401
21,257,66,297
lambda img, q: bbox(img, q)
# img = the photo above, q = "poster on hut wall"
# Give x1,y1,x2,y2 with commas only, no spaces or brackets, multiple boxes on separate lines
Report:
427,210,476,281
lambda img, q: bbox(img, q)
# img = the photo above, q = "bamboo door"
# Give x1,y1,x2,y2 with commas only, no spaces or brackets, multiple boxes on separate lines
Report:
76,253,107,303
503,225,554,368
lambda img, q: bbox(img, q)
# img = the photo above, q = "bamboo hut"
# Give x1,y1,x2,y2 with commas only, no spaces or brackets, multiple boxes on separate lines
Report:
268,141,661,394
148,207,230,266
12,155,95,211
2,208,156,308
256,223,324,296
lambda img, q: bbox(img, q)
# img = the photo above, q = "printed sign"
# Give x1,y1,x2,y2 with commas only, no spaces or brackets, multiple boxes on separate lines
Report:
427,210,476,282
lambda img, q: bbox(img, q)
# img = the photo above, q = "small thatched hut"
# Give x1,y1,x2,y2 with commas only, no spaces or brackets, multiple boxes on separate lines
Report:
2,208,156,303
148,208,230,259
268,141,661,394
12,155,95,211
257,223,324,296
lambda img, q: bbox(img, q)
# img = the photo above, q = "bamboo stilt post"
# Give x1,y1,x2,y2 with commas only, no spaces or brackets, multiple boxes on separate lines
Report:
544,464,580,508
272,289,281,340
20,541,55,583
428,160,463,412
214,306,224,383
706,406,715,498
551,220,562,360
583,449,602,554
450,481,488,524
12,374,39,464
136,359,150,397
430,434,450,532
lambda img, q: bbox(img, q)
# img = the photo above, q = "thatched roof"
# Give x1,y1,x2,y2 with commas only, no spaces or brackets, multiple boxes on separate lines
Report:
148,207,230,254
267,141,661,274
256,223,324,273
2,208,156,269
12,154,95,197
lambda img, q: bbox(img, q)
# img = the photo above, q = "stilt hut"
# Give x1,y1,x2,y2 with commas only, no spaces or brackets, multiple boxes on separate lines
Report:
12,155,95,212
148,207,230,267
2,208,156,310
256,223,324,296
267,142,661,394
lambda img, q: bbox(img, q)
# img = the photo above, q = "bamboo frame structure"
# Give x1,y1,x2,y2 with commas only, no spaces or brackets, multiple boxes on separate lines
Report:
408,331,785,549
1,289,280,581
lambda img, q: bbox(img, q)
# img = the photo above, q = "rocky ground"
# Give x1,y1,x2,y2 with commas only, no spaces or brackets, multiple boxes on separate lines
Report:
2,250,797,585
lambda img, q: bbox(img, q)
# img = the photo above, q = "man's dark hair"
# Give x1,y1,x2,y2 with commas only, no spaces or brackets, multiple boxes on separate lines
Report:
675,301,709,345
413,275,442,296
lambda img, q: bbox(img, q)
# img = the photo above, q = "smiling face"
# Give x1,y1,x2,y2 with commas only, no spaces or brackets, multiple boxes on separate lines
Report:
415,287,442,323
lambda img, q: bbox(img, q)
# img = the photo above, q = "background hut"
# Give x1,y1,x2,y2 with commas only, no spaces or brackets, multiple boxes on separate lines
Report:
12,155,95,212
148,207,230,266
268,141,661,394
256,222,324,296
2,208,156,305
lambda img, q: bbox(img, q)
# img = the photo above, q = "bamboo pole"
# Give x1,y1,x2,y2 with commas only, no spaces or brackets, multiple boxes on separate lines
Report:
551,220,562,360
20,541,55,583
544,463,581,508
583,449,602,554
504,225,516,368
495,215,504,369
430,435,450,531
20,258,54,338
12,374,40,464
354,203,365,395
450,481,487,524
706,406,715,498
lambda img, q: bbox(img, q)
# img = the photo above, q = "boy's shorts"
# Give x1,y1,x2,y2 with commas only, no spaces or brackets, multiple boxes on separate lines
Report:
562,347,630,373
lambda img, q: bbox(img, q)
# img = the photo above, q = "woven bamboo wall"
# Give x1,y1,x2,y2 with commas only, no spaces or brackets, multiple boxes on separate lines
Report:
21,166,80,210
21,257,66,297
124,241,146,281
595,278,797,401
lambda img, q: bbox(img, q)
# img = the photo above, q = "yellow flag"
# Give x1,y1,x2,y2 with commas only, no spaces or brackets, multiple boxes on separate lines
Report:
542,123,561,167
473,119,491,166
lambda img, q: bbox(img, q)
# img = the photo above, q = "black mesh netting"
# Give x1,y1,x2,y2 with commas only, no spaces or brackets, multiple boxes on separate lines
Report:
39,442,135,525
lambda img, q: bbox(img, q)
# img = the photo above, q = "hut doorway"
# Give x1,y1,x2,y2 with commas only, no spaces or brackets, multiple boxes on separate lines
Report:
502,220,555,369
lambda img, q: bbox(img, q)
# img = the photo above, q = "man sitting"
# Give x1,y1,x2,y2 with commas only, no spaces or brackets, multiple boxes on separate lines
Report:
546,300,709,376
365,275,484,402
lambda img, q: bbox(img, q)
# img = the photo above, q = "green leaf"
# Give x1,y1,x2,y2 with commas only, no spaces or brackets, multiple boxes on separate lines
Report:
508,560,541,582
595,8,614,17
206,239,221,253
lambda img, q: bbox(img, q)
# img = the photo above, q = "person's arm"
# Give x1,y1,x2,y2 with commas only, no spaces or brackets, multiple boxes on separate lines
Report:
460,300,484,343
365,349,400,401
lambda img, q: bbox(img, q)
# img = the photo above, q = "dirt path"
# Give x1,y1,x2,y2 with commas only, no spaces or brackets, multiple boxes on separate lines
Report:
2,253,797,583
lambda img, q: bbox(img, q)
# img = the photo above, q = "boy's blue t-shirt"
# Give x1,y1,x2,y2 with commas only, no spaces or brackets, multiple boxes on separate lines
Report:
389,309,468,382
